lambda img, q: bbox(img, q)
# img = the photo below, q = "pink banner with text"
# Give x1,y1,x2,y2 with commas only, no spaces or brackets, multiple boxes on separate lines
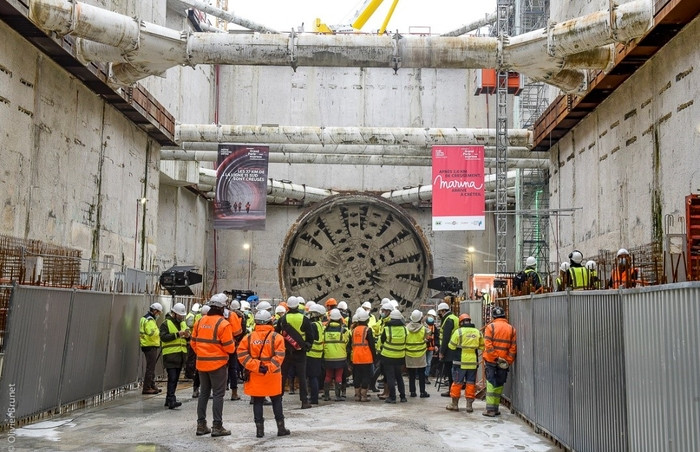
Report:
432,145,485,231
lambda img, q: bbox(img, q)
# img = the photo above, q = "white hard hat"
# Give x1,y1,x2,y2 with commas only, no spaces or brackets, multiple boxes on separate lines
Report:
410,310,423,323
337,301,348,310
240,300,251,311
526,256,537,267
427,309,437,316
560,262,570,272
275,305,287,314
209,293,228,307
150,302,163,312
481,289,487,294
570,250,583,264
381,297,391,305
356,310,370,322
172,303,186,316
381,303,393,312
201,305,210,315
585,260,597,270
361,301,372,309
617,248,630,257
255,310,272,323
329,308,342,321
256,301,272,312
191,303,201,313
389,309,403,320
297,296,306,305
437,302,450,312
287,296,300,309
355,307,365,316
306,301,316,308
390,299,399,308
229,299,241,310
311,304,326,316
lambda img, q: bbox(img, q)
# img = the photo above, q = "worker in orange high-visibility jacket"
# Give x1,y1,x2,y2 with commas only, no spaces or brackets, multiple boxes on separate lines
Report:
482,306,517,417
351,309,376,402
191,293,235,437
238,310,290,439
608,248,643,289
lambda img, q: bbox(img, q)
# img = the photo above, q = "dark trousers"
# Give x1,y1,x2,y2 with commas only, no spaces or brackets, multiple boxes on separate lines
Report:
306,357,323,403
282,352,308,403
197,365,227,423
252,395,284,422
165,367,181,398
407,367,426,395
382,357,405,400
227,353,238,389
485,362,509,387
141,347,158,390
441,360,453,387
353,364,372,389
185,343,197,379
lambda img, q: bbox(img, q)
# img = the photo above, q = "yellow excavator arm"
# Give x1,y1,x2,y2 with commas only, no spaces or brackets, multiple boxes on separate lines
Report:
314,0,400,34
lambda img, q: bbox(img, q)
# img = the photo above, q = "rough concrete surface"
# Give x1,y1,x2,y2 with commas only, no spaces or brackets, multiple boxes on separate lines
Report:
2,381,557,451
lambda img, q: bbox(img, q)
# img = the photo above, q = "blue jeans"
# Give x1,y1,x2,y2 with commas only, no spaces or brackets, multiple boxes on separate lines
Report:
425,350,433,377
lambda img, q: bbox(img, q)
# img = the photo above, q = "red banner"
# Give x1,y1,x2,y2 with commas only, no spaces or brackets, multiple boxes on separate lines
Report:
432,145,485,231
214,144,269,230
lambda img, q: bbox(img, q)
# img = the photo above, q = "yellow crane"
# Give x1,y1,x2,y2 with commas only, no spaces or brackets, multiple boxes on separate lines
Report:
313,0,401,34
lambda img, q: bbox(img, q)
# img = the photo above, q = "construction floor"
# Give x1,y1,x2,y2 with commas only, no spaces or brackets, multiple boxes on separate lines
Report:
2,380,559,451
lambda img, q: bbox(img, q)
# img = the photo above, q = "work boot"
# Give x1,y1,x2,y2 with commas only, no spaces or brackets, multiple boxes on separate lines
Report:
340,383,347,400
323,383,331,401
482,410,498,417
142,388,158,395
441,390,451,397
211,421,231,437
301,400,312,409
196,420,211,436
276,419,291,436
446,397,459,411
360,388,370,402
354,388,361,402
334,385,343,402
255,421,264,438
230,388,240,401
192,388,199,399
465,398,474,413
420,392,430,398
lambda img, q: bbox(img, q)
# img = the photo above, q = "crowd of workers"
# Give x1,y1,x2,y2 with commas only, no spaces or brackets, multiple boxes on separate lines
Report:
139,294,518,438
512,247,644,294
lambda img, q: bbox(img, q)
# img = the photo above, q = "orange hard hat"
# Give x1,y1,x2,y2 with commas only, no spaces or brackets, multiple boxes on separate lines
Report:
459,313,472,323
279,301,288,310
325,298,337,308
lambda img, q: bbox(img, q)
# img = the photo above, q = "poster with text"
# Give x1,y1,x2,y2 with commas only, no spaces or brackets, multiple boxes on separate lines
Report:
214,144,269,230
432,145,485,231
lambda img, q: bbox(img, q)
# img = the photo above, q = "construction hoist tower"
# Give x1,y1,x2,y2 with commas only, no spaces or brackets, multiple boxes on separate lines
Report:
495,0,511,275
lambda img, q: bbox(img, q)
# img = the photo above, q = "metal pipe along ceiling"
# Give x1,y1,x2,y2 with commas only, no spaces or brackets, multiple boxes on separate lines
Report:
174,125,533,148
160,145,535,160
169,0,278,34
28,0,654,92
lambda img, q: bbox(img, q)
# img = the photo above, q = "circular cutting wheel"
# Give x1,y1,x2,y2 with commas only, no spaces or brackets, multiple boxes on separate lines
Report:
279,194,432,311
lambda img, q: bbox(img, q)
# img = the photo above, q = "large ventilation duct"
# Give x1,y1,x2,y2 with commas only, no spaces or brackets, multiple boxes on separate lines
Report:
175,125,533,148
166,142,531,155
29,0,654,92
442,12,497,37
265,154,546,168
160,146,534,161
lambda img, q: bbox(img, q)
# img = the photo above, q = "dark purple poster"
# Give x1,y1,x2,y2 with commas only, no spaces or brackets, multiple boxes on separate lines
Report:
214,144,269,230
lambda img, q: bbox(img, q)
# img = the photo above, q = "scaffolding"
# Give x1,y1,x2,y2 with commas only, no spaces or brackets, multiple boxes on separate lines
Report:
516,0,550,129
516,168,550,276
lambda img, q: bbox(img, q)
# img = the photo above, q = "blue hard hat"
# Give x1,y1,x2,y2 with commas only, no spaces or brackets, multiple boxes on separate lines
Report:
247,295,259,302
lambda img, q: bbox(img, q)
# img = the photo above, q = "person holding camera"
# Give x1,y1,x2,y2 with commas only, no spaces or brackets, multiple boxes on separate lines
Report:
238,310,290,438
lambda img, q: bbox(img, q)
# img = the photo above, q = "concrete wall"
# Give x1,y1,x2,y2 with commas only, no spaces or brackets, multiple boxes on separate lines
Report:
0,15,212,276
549,15,700,259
